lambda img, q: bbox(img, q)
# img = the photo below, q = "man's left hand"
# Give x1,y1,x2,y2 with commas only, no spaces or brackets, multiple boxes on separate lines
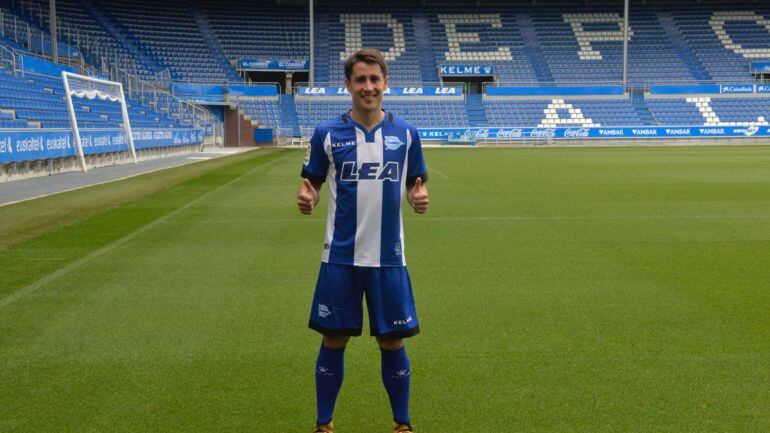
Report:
408,177,429,214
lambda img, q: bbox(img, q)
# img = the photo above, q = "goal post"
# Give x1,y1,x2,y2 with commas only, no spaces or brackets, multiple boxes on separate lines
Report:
61,71,137,172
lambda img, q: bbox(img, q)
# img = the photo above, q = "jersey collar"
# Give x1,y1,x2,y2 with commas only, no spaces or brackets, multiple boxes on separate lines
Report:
346,109,387,136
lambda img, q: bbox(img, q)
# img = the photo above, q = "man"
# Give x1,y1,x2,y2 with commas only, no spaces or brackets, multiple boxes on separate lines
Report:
297,48,429,433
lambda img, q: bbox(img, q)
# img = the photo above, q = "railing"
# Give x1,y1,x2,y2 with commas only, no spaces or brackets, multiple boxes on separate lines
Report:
0,2,225,144
0,43,18,69
1,40,218,143
0,37,213,131
153,69,171,90
4,1,172,90
485,78,770,94
292,81,468,134
486,80,623,88
273,127,300,146
108,65,218,132
171,80,278,87
292,81,465,96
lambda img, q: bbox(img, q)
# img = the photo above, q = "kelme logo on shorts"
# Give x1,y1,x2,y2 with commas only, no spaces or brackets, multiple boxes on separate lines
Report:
393,315,412,326
384,136,404,150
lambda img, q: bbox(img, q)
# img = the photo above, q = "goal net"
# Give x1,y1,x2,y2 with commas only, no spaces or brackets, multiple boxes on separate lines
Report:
61,71,137,172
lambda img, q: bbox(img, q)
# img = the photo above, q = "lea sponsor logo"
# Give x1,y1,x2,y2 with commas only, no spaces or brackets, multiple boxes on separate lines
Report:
433,87,456,94
402,87,423,95
340,161,400,181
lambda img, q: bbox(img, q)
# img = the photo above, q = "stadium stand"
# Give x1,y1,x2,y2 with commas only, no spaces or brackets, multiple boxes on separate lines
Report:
295,98,468,131
239,97,282,129
317,9,424,84
97,0,238,83
533,9,696,84
485,97,644,127
4,0,770,149
670,7,770,82
0,66,185,129
198,0,309,64
428,9,537,82
14,0,162,80
647,96,770,126
7,1,770,88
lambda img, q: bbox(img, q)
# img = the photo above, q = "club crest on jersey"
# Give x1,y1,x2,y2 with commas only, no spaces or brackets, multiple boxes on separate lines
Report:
340,161,399,181
384,135,405,151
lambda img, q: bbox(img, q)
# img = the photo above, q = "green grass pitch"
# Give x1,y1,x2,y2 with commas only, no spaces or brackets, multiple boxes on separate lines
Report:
1,146,769,432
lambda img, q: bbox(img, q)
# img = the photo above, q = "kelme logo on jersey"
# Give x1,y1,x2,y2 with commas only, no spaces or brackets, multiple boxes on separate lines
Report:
340,161,399,181
384,135,405,150
331,139,356,148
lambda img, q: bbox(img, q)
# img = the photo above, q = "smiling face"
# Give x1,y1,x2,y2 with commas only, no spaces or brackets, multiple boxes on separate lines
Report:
345,61,388,116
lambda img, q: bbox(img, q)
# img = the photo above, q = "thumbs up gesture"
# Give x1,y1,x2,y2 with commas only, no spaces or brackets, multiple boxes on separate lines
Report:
297,178,319,214
408,177,429,214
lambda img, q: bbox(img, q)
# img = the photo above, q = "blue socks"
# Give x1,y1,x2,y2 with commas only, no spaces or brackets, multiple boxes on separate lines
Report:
315,343,412,425
315,344,345,425
381,345,411,424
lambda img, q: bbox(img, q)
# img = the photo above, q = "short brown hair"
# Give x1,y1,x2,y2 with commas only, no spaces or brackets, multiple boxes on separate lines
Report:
344,48,388,80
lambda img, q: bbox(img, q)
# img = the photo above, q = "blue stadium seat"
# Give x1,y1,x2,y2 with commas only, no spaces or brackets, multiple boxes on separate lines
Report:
484,97,645,127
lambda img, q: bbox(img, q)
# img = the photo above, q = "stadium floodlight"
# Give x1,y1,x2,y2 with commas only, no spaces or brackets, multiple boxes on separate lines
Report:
61,71,137,172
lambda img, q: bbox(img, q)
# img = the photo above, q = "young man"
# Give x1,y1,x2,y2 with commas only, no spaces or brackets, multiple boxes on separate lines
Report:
297,48,429,433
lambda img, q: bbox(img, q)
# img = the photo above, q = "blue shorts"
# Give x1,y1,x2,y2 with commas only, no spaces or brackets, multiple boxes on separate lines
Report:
308,263,420,340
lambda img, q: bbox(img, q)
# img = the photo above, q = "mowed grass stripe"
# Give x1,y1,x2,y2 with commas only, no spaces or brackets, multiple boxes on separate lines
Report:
1,146,769,432
1,148,316,432
0,150,293,309
0,149,274,251
0,149,287,300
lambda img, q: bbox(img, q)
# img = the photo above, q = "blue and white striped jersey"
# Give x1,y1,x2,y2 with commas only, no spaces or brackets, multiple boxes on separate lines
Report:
301,111,427,267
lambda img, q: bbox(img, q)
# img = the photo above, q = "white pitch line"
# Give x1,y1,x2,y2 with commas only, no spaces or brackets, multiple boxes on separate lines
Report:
156,214,770,225
0,152,292,310
0,148,264,208
405,215,770,221
428,166,450,178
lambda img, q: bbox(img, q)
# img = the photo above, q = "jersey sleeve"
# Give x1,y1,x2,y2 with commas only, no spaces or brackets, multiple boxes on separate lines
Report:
300,127,329,183
406,127,428,188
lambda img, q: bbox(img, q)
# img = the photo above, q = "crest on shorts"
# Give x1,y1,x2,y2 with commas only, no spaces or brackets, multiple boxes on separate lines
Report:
318,304,331,318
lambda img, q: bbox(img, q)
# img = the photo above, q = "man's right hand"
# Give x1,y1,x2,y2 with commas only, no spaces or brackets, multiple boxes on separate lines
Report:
297,178,319,214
